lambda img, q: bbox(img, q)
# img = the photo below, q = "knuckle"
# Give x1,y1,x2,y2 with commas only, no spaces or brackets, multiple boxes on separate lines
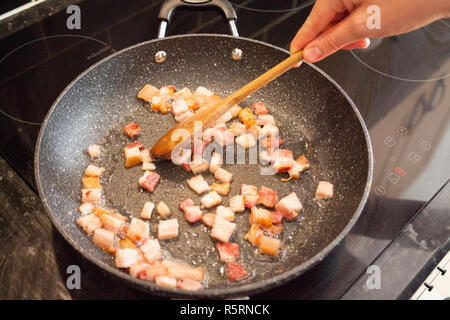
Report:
323,32,341,51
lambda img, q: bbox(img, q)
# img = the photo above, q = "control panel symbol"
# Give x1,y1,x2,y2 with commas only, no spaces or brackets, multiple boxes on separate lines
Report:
407,152,422,163
384,136,397,147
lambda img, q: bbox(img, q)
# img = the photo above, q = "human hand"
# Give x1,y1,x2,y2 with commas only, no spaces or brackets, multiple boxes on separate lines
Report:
290,0,450,63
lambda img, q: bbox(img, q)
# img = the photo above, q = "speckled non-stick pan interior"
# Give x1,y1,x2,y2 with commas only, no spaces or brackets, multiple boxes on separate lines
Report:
35,35,372,298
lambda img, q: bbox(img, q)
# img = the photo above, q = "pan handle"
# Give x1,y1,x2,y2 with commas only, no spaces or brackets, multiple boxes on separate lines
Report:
157,0,239,38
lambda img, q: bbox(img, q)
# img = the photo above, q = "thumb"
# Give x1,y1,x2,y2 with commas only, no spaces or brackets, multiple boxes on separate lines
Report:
303,10,367,62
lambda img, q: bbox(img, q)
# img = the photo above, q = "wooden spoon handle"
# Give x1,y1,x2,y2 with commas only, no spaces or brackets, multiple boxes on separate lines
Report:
151,50,304,160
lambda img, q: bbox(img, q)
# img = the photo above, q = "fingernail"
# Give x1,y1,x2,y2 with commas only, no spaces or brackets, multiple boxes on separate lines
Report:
304,47,322,62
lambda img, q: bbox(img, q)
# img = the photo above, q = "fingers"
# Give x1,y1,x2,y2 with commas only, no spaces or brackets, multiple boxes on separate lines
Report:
342,38,370,50
290,0,346,54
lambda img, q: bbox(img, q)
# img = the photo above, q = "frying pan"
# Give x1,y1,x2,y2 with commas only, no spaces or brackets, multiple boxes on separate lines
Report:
35,0,373,298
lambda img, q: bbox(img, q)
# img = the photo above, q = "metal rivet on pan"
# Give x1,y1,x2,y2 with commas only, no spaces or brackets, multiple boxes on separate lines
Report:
231,48,243,61
155,50,167,63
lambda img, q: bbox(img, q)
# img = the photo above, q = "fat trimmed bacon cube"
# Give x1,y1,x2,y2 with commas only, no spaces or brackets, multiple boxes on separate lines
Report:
228,122,246,136
250,207,273,227
272,150,294,173
127,218,150,242
256,114,276,126
244,224,264,246
93,228,115,250
137,84,159,102
141,263,168,281
173,87,191,98
227,262,248,281
140,201,155,219
78,203,93,215
124,146,143,168
229,195,244,213
241,184,258,208
177,279,202,291
287,155,310,179
235,133,257,149
275,192,303,220
140,238,162,264
216,205,235,222
142,162,156,171
186,175,210,195
139,171,160,192
179,198,195,211
166,263,204,281
158,218,179,240
156,201,171,218
101,213,125,234
200,191,222,209
155,275,177,288
129,261,151,279
194,86,214,98
210,182,230,195
257,185,278,208
123,122,141,138
259,236,281,256
175,110,194,122
209,152,223,174
210,216,236,243
202,213,216,228
252,102,269,115
171,99,189,117
316,181,334,199
214,167,232,183
271,211,283,224
77,213,101,234
115,248,140,268
84,164,105,177
140,149,152,163
216,242,239,262
124,141,144,153
184,205,202,223
172,148,191,166
190,158,210,175
87,144,101,158
81,188,102,204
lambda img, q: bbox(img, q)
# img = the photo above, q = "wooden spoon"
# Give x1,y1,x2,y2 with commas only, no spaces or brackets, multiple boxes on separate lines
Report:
150,50,304,160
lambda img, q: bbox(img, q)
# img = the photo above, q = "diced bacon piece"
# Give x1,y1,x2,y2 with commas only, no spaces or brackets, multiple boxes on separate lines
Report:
210,182,230,195
259,150,272,163
166,263,204,281
241,184,258,208
257,185,278,208
78,203,93,215
115,248,140,268
164,84,177,93
155,275,177,288
156,201,171,218
124,146,143,168
202,213,216,228
244,224,264,246
172,148,192,166
158,218,179,240
173,87,191,98
194,86,214,98
238,107,256,128
124,141,144,152
129,261,150,279
138,171,160,192
271,211,284,224
119,237,136,249
159,86,174,96
235,133,256,149
275,192,303,220
137,84,159,102
81,176,100,189
140,202,155,219
259,236,281,256
141,263,168,281
259,123,279,138
101,213,125,234
210,216,236,243
256,114,276,126
84,164,104,177
175,110,194,122
179,198,195,212
140,149,152,163
186,175,210,195
91,207,109,217
151,95,163,112
227,262,248,281
190,158,209,175
81,188,102,204
252,102,269,115
215,111,233,125
209,152,223,174
316,181,334,199
202,127,216,143
296,155,310,170
77,213,101,234
192,139,208,158
260,136,283,150
171,99,189,117
123,123,141,138
250,207,273,227
228,122,246,136
142,162,156,171
216,205,235,222
184,206,202,223
216,242,239,262
177,279,202,291
182,162,191,171
87,144,101,158
214,167,232,183
127,218,150,242
140,238,162,264
229,105,242,118
272,152,294,173
262,223,284,236
200,191,222,208
286,155,310,180
229,195,244,213
93,228,114,250
214,129,234,147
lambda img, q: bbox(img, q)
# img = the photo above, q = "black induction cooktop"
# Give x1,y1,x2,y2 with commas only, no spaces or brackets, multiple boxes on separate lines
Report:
0,0,448,299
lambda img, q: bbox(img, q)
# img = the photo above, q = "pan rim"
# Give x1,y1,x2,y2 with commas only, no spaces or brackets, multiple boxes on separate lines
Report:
34,33,373,299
